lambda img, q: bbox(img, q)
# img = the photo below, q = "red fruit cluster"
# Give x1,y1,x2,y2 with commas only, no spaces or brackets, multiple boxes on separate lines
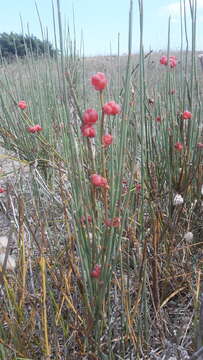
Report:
160,55,177,68
83,108,98,125
90,174,109,189
181,111,192,120
91,72,107,91
135,184,142,192
18,100,27,110
160,55,167,65
81,125,96,138
104,217,121,227
174,142,183,151
169,56,177,68
80,215,92,225
156,116,162,122
102,134,113,147
90,264,101,278
0,187,6,193
81,108,98,138
103,101,121,115
27,124,43,133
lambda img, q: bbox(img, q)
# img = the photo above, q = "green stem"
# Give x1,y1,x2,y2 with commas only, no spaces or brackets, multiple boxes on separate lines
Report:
99,92,106,178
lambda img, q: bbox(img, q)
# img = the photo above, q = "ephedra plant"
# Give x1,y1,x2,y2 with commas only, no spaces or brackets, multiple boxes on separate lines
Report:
0,0,203,358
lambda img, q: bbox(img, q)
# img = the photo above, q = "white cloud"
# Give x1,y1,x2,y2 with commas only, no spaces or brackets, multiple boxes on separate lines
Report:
160,0,203,19
197,0,203,8
166,2,182,17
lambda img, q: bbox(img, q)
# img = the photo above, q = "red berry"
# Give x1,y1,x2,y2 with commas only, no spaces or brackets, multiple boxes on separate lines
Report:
104,218,112,227
181,111,192,120
174,142,183,151
90,264,101,278
136,184,142,192
111,217,121,227
80,215,92,225
91,72,107,91
104,217,121,227
102,134,113,147
34,124,43,132
27,124,43,133
160,55,168,65
156,116,161,122
160,55,177,68
103,101,121,115
27,127,35,133
102,103,112,115
0,187,5,193
90,174,109,188
18,100,27,110
83,108,98,125
169,56,177,68
81,125,96,138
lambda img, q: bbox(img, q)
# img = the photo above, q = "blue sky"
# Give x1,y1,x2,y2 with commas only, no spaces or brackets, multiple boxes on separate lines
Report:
0,0,203,55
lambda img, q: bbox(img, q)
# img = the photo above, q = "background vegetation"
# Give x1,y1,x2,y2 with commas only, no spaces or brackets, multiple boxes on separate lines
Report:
0,32,56,60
